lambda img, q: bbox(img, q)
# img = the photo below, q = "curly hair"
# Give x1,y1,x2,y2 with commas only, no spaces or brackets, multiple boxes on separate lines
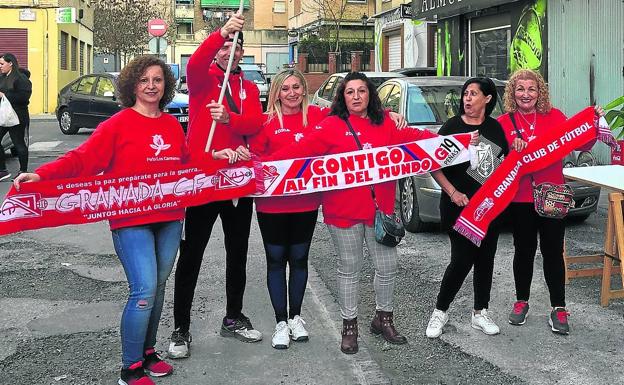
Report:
503,69,552,114
266,69,310,128
458,77,498,117
117,55,175,110
330,71,385,125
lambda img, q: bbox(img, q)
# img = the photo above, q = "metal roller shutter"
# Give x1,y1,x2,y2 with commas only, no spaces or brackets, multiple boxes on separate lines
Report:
0,29,28,69
388,34,402,71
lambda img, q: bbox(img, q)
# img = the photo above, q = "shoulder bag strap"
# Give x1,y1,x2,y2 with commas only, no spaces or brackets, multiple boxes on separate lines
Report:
342,117,378,206
509,112,523,139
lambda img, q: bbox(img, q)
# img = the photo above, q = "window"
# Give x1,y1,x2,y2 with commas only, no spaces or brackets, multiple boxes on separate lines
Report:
273,0,285,12
94,77,115,97
385,86,401,113
76,76,97,95
347,0,366,3
318,76,338,99
469,13,511,79
377,84,395,105
79,42,85,75
87,44,92,74
60,32,68,70
71,37,78,71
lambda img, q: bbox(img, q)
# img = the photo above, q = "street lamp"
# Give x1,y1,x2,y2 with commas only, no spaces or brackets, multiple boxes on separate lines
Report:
361,14,368,44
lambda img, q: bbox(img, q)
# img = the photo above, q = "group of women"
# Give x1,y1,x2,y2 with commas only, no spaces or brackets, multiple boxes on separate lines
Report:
11,49,605,384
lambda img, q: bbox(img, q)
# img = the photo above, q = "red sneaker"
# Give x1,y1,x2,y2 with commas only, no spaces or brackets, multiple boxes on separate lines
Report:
119,361,155,385
143,347,174,377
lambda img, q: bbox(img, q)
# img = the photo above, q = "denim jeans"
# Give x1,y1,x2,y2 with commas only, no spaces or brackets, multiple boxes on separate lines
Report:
112,220,182,368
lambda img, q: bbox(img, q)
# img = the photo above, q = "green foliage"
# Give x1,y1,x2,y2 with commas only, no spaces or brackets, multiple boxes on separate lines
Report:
604,95,624,139
299,36,374,63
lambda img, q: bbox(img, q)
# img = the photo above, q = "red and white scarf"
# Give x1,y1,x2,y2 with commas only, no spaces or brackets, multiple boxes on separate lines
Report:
453,107,597,246
0,133,473,235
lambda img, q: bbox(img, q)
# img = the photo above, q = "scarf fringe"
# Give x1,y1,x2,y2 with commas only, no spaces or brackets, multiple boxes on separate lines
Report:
452,222,482,247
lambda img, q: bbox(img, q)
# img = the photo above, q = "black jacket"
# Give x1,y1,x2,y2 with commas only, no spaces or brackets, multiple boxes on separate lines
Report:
0,69,32,127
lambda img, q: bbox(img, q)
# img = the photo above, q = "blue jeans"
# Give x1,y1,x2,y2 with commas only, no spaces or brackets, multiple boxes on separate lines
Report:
112,220,182,368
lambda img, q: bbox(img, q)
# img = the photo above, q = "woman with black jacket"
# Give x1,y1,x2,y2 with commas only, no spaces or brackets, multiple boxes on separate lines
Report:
0,53,32,180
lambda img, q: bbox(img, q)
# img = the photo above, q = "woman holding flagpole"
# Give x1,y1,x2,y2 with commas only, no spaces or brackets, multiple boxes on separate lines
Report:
14,56,186,385
498,69,603,335
265,71,437,354
425,77,509,339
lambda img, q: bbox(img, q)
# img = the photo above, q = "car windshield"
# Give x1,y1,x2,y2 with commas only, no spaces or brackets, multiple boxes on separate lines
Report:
406,84,505,125
369,77,396,88
243,70,265,82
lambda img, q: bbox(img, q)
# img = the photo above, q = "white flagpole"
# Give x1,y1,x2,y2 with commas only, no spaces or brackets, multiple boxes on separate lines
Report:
204,3,245,153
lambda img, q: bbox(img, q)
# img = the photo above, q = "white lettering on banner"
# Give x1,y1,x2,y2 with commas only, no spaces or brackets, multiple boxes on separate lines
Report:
559,122,591,146
55,181,166,213
493,160,522,198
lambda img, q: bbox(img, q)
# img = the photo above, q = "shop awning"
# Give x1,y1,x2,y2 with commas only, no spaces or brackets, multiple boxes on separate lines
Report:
200,0,250,9
412,0,520,20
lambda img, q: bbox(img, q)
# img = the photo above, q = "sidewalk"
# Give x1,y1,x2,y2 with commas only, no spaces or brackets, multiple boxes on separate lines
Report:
30,113,57,121
24,217,390,385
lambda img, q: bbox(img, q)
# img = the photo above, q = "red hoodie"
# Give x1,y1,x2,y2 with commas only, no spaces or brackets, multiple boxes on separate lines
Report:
268,112,437,228
185,29,263,164
250,105,329,213
498,108,597,203
35,108,188,230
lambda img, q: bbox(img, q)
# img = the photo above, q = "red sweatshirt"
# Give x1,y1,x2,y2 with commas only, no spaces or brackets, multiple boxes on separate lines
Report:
186,29,263,164
250,105,329,213
36,108,188,230
498,107,597,203
268,112,437,228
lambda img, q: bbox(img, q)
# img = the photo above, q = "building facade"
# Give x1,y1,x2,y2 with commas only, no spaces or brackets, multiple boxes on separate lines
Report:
1,0,94,114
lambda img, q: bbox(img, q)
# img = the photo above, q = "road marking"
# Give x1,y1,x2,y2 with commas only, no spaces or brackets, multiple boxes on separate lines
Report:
28,141,62,151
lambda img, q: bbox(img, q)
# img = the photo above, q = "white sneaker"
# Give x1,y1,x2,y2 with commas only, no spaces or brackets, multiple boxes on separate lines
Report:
288,315,309,342
471,309,500,335
168,329,191,359
272,321,290,349
426,309,448,338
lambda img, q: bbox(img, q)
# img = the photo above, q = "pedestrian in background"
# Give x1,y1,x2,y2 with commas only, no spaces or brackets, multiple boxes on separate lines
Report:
249,69,329,349
267,71,433,354
0,53,32,181
14,55,187,385
426,77,508,339
498,68,603,335
168,12,264,359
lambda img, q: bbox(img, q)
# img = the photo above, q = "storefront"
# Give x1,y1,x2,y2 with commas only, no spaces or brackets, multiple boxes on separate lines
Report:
373,3,436,72
412,0,546,80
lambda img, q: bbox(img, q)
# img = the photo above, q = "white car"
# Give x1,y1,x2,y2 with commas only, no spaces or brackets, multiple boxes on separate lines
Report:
240,63,269,111
311,72,404,108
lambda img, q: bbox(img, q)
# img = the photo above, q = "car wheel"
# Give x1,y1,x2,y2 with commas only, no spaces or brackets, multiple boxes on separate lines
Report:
59,108,79,135
398,177,430,233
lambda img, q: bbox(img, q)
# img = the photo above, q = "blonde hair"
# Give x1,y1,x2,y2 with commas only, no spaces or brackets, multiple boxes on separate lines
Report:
503,69,552,114
266,69,309,128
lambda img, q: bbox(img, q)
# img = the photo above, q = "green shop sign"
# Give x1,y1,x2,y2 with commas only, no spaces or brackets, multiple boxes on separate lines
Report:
56,7,76,24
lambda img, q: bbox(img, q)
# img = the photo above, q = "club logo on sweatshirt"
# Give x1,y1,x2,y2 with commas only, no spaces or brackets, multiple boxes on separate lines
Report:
150,135,171,156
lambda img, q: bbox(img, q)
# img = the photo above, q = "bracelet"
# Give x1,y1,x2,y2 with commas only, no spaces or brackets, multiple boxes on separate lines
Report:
449,188,457,198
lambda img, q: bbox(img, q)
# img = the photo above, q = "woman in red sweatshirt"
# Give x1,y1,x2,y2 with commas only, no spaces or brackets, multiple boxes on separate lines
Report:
14,56,187,385
266,71,437,354
498,69,603,335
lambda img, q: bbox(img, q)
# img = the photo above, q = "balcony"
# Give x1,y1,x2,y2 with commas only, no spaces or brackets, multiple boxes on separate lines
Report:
176,33,196,41
200,0,250,9
175,4,195,19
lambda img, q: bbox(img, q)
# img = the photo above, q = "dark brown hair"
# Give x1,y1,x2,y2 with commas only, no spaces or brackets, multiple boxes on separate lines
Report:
117,55,175,110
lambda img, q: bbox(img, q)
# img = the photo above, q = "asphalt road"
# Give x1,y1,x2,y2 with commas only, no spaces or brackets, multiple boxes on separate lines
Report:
1,118,623,384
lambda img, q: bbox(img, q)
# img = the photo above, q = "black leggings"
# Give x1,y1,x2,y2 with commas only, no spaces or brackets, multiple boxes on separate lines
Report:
0,122,28,172
509,202,566,307
257,210,318,323
435,228,500,312
173,198,253,331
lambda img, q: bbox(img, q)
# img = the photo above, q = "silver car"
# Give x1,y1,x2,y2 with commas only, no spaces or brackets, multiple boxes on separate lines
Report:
311,71,404,108
377,76,599,232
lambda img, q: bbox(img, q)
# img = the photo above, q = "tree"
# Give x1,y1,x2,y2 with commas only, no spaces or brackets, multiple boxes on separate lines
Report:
93,0,175,67
301,0,348,52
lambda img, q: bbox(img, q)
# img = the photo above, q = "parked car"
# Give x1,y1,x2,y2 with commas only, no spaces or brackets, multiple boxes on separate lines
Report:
311,71,404,108
376,76,600,232
240,63,269,111
56,73,189,135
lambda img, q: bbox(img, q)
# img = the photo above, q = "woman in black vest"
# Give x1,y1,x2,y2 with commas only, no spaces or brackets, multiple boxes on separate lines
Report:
0,53,32,180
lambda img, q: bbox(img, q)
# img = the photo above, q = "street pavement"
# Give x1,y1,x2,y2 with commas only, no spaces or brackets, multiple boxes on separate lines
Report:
2,117,624,384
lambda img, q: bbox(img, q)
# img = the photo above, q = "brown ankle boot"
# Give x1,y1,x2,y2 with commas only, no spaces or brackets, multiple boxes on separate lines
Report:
370,310,407,345
341,318,358,354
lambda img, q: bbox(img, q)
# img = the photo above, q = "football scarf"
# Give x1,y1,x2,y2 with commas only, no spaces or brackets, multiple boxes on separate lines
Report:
453,107,597,246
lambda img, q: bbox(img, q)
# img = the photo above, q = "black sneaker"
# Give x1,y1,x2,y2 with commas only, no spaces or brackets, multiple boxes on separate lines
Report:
167,328,192,359
118,361,154,385
0,170,11,182
220,314,263,342
549,307,570,335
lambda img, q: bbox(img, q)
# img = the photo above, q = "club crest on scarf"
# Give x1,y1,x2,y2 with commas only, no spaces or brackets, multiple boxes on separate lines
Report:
0,194,46,221
212,167,255,189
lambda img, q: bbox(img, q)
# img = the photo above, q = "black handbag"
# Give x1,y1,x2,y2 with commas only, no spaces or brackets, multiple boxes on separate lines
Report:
509,113,575,218
342,118,405,247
